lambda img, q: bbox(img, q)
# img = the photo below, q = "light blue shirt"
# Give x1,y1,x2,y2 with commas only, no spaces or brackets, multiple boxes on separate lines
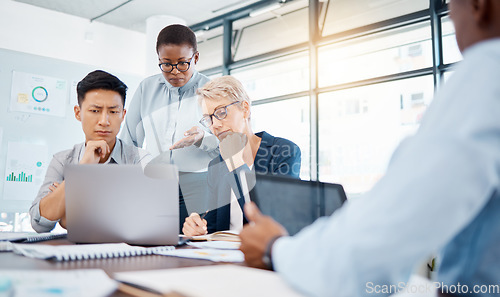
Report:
120,71,219,172
272,38,500,296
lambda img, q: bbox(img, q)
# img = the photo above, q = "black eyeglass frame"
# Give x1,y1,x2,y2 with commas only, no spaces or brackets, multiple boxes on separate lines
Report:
199,101,241,128
158,52,197,73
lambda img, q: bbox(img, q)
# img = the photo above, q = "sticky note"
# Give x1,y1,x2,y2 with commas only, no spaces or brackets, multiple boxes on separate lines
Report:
17,93,29,104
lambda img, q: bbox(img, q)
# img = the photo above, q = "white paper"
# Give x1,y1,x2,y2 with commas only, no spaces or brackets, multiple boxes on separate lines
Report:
114,265,306,297
0,269,117,297
155,248,244,262
9,71,67,117
2,142,48,201
187,241,241,250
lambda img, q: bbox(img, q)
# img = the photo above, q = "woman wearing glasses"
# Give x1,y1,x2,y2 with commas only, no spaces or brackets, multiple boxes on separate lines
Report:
120,24,219,231
121,24,218,168
182,76,301,236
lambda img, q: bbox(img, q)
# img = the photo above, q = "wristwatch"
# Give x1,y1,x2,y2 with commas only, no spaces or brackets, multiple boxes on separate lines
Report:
262,235,282,270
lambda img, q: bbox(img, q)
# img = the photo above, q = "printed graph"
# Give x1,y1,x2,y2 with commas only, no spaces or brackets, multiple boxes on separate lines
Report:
6,171,33,182
3,142,48,201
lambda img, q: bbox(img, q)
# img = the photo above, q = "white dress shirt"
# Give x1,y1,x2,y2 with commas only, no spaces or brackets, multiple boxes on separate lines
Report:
272,39,500,297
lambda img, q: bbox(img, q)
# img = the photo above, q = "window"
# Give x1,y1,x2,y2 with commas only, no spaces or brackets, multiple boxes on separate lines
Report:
318,75,434,194
318,22,432,87
231,51,309,101
206,73,223,80
233,8,308,61
322,0,428,36
442,16,462,65
251,97,310,179
197,35,223,71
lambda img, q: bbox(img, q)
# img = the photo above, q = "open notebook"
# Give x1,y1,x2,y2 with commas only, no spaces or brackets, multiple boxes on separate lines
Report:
12,243,174,261
189,230,240,242
0,232,67,243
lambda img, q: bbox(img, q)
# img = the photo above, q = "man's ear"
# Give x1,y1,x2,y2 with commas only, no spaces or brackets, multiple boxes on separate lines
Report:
122,108,127,121
474,0,490,27
74,105,81,121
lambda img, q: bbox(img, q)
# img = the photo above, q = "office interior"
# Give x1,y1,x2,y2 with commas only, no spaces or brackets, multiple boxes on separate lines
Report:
0,0,460,233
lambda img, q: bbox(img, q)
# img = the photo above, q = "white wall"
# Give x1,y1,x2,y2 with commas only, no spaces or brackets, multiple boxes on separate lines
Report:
0,0,147,77
0,0,147,220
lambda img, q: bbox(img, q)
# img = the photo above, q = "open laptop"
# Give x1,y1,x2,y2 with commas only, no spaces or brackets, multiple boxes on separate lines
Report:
241,173,347,235
64,164,179,245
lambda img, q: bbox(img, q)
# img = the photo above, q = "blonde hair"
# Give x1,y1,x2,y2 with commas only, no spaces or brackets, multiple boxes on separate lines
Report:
197,76,251,106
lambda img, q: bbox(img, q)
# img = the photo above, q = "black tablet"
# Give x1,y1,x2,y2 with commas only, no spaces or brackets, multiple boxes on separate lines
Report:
244,173,347,235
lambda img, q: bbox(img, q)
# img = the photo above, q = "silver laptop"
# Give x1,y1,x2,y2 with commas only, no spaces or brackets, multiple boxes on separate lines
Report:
64,164,179,245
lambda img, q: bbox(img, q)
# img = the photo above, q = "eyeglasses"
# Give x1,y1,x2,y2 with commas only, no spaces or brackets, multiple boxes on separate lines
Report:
199,101,240,128
158,52,197,73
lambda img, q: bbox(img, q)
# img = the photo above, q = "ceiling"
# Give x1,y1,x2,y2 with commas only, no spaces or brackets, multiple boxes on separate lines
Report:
12,0,291,33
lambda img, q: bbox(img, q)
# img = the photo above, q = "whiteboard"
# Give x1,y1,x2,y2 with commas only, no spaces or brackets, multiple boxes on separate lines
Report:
0,48,143,213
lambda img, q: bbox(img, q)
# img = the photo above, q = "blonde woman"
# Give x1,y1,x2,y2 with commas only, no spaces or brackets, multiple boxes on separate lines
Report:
182,76,301,236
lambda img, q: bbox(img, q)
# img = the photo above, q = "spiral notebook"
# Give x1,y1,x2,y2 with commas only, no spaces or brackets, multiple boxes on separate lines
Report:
12,243,174,261
0,232,67,243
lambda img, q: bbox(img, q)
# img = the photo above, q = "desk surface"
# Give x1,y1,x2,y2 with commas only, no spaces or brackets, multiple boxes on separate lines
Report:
0,239,232,297
0,239,454,297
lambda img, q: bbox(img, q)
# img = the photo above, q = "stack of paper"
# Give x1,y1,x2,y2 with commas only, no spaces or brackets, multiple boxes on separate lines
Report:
155,248,244,262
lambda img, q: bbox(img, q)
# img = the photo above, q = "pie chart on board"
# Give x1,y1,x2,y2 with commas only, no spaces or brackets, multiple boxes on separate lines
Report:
32,86,48,102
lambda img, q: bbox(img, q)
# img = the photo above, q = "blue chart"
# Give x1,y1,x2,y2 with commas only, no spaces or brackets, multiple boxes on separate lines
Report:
32,86,48,102
6,171,33,182
3,142,47,201
9,71,67,117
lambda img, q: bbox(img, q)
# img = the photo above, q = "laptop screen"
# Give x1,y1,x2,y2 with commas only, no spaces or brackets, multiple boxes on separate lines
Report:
245,173,347,236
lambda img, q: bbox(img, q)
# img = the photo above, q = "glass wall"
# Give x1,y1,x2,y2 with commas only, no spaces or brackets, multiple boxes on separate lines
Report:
442,16,462,65
233,8,308,61
318,22,432,87
197,35,223,71
252,97,311,179
231,51,309,101
318,75,434,194
322,0,428,36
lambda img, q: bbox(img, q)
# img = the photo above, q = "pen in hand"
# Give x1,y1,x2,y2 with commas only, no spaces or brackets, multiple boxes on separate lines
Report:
200,210,208,221
195,210,209,235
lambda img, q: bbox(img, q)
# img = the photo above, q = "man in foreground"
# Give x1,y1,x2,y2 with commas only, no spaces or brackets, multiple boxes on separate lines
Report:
240,0,500,296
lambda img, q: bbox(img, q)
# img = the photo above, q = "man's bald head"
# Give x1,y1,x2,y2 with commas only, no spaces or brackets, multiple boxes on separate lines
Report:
449,0,500,52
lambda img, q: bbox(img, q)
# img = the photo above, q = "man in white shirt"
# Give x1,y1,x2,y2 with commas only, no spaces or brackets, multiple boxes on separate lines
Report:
239,1,500,296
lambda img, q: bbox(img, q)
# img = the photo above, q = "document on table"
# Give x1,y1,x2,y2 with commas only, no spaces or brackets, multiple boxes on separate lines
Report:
0,269,117,297
115,264,306,297
155,248,244,262
187,240,241,250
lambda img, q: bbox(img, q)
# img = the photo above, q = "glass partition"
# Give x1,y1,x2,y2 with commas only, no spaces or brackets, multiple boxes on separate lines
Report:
318,75,434,194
